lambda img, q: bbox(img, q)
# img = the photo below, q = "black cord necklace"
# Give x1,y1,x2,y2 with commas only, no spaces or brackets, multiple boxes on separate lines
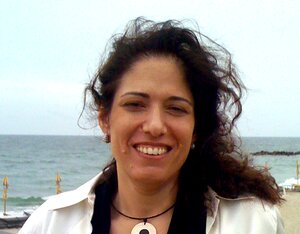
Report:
111,202,175,234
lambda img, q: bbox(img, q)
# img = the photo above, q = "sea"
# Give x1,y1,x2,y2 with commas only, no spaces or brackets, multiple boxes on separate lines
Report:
0,135,299,215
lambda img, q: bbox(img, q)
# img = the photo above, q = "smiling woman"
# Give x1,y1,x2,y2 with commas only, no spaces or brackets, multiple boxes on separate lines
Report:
19,18,284,234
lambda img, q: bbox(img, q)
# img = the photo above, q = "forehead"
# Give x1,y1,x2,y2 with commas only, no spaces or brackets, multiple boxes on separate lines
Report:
115,56,193,101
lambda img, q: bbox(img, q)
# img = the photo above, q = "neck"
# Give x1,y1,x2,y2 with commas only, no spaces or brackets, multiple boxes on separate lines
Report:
114,171,178,218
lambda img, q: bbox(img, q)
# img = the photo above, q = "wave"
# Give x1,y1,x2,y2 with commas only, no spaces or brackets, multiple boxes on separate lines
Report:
7,196,45,207
251,151,300,156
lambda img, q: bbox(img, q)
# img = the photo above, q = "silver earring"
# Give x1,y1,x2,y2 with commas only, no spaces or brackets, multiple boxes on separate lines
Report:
191,143,195,149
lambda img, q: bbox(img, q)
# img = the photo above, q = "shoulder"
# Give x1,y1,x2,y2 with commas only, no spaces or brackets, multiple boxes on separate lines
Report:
219,197,284,233
207,189,285,234
18,173,101,234
19,192,88,234
219,196,280,220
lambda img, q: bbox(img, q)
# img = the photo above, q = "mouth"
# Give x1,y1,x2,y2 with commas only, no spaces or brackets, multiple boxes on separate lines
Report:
134,145,170,156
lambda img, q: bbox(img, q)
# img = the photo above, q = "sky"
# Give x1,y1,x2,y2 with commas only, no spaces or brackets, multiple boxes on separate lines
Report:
0,0,299,137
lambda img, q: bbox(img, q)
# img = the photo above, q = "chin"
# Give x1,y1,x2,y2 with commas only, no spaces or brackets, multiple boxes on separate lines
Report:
131,169,177,185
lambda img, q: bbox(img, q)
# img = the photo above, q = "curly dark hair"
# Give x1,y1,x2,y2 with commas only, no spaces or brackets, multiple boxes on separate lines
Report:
83,17,282,213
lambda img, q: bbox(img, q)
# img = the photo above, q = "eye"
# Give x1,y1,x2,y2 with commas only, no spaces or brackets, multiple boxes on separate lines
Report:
121,101,146,111
167,105,189,115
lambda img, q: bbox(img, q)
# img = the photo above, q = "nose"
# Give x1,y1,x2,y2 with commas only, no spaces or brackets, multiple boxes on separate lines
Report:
142,105,167,137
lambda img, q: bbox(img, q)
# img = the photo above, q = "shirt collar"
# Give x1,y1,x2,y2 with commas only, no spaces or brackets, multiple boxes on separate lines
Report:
48,173,255,220
49,172,102,210
205,187,257,233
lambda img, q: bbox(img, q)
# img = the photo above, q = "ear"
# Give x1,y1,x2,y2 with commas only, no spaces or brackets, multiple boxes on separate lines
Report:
98,111,110,135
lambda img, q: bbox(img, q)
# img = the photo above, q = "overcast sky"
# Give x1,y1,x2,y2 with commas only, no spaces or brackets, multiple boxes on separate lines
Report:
1,0,299,137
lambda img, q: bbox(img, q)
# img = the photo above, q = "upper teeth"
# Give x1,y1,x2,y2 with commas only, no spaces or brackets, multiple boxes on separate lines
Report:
136,146,167,155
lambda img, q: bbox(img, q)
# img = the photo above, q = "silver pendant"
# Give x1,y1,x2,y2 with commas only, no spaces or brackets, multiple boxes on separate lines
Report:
131,222,157,234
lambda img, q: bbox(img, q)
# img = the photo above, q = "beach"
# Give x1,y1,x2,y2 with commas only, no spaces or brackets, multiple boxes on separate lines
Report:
278,191,300,234
0,191,299,234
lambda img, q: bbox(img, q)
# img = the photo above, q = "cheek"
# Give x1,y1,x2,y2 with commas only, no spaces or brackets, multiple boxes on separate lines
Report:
173,125,194,155
109,119,137,156
176,121,195,142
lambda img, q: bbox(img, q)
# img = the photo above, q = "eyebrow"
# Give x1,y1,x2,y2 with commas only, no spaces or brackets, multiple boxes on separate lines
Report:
120,92,193,106
121,92,149,99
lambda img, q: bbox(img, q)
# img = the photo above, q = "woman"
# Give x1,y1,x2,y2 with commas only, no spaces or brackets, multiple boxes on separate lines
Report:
19,18,284,234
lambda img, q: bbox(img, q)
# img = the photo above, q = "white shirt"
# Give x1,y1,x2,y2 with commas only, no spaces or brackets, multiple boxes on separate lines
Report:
19,173,285,234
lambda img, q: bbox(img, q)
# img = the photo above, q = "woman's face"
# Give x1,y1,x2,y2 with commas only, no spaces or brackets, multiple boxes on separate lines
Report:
100,56,195,185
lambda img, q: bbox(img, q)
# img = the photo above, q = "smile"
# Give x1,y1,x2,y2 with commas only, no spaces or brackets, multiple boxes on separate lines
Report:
136,145,168,156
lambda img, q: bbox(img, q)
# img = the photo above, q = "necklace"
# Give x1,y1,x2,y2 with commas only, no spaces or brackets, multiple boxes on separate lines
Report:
111,202,175,234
